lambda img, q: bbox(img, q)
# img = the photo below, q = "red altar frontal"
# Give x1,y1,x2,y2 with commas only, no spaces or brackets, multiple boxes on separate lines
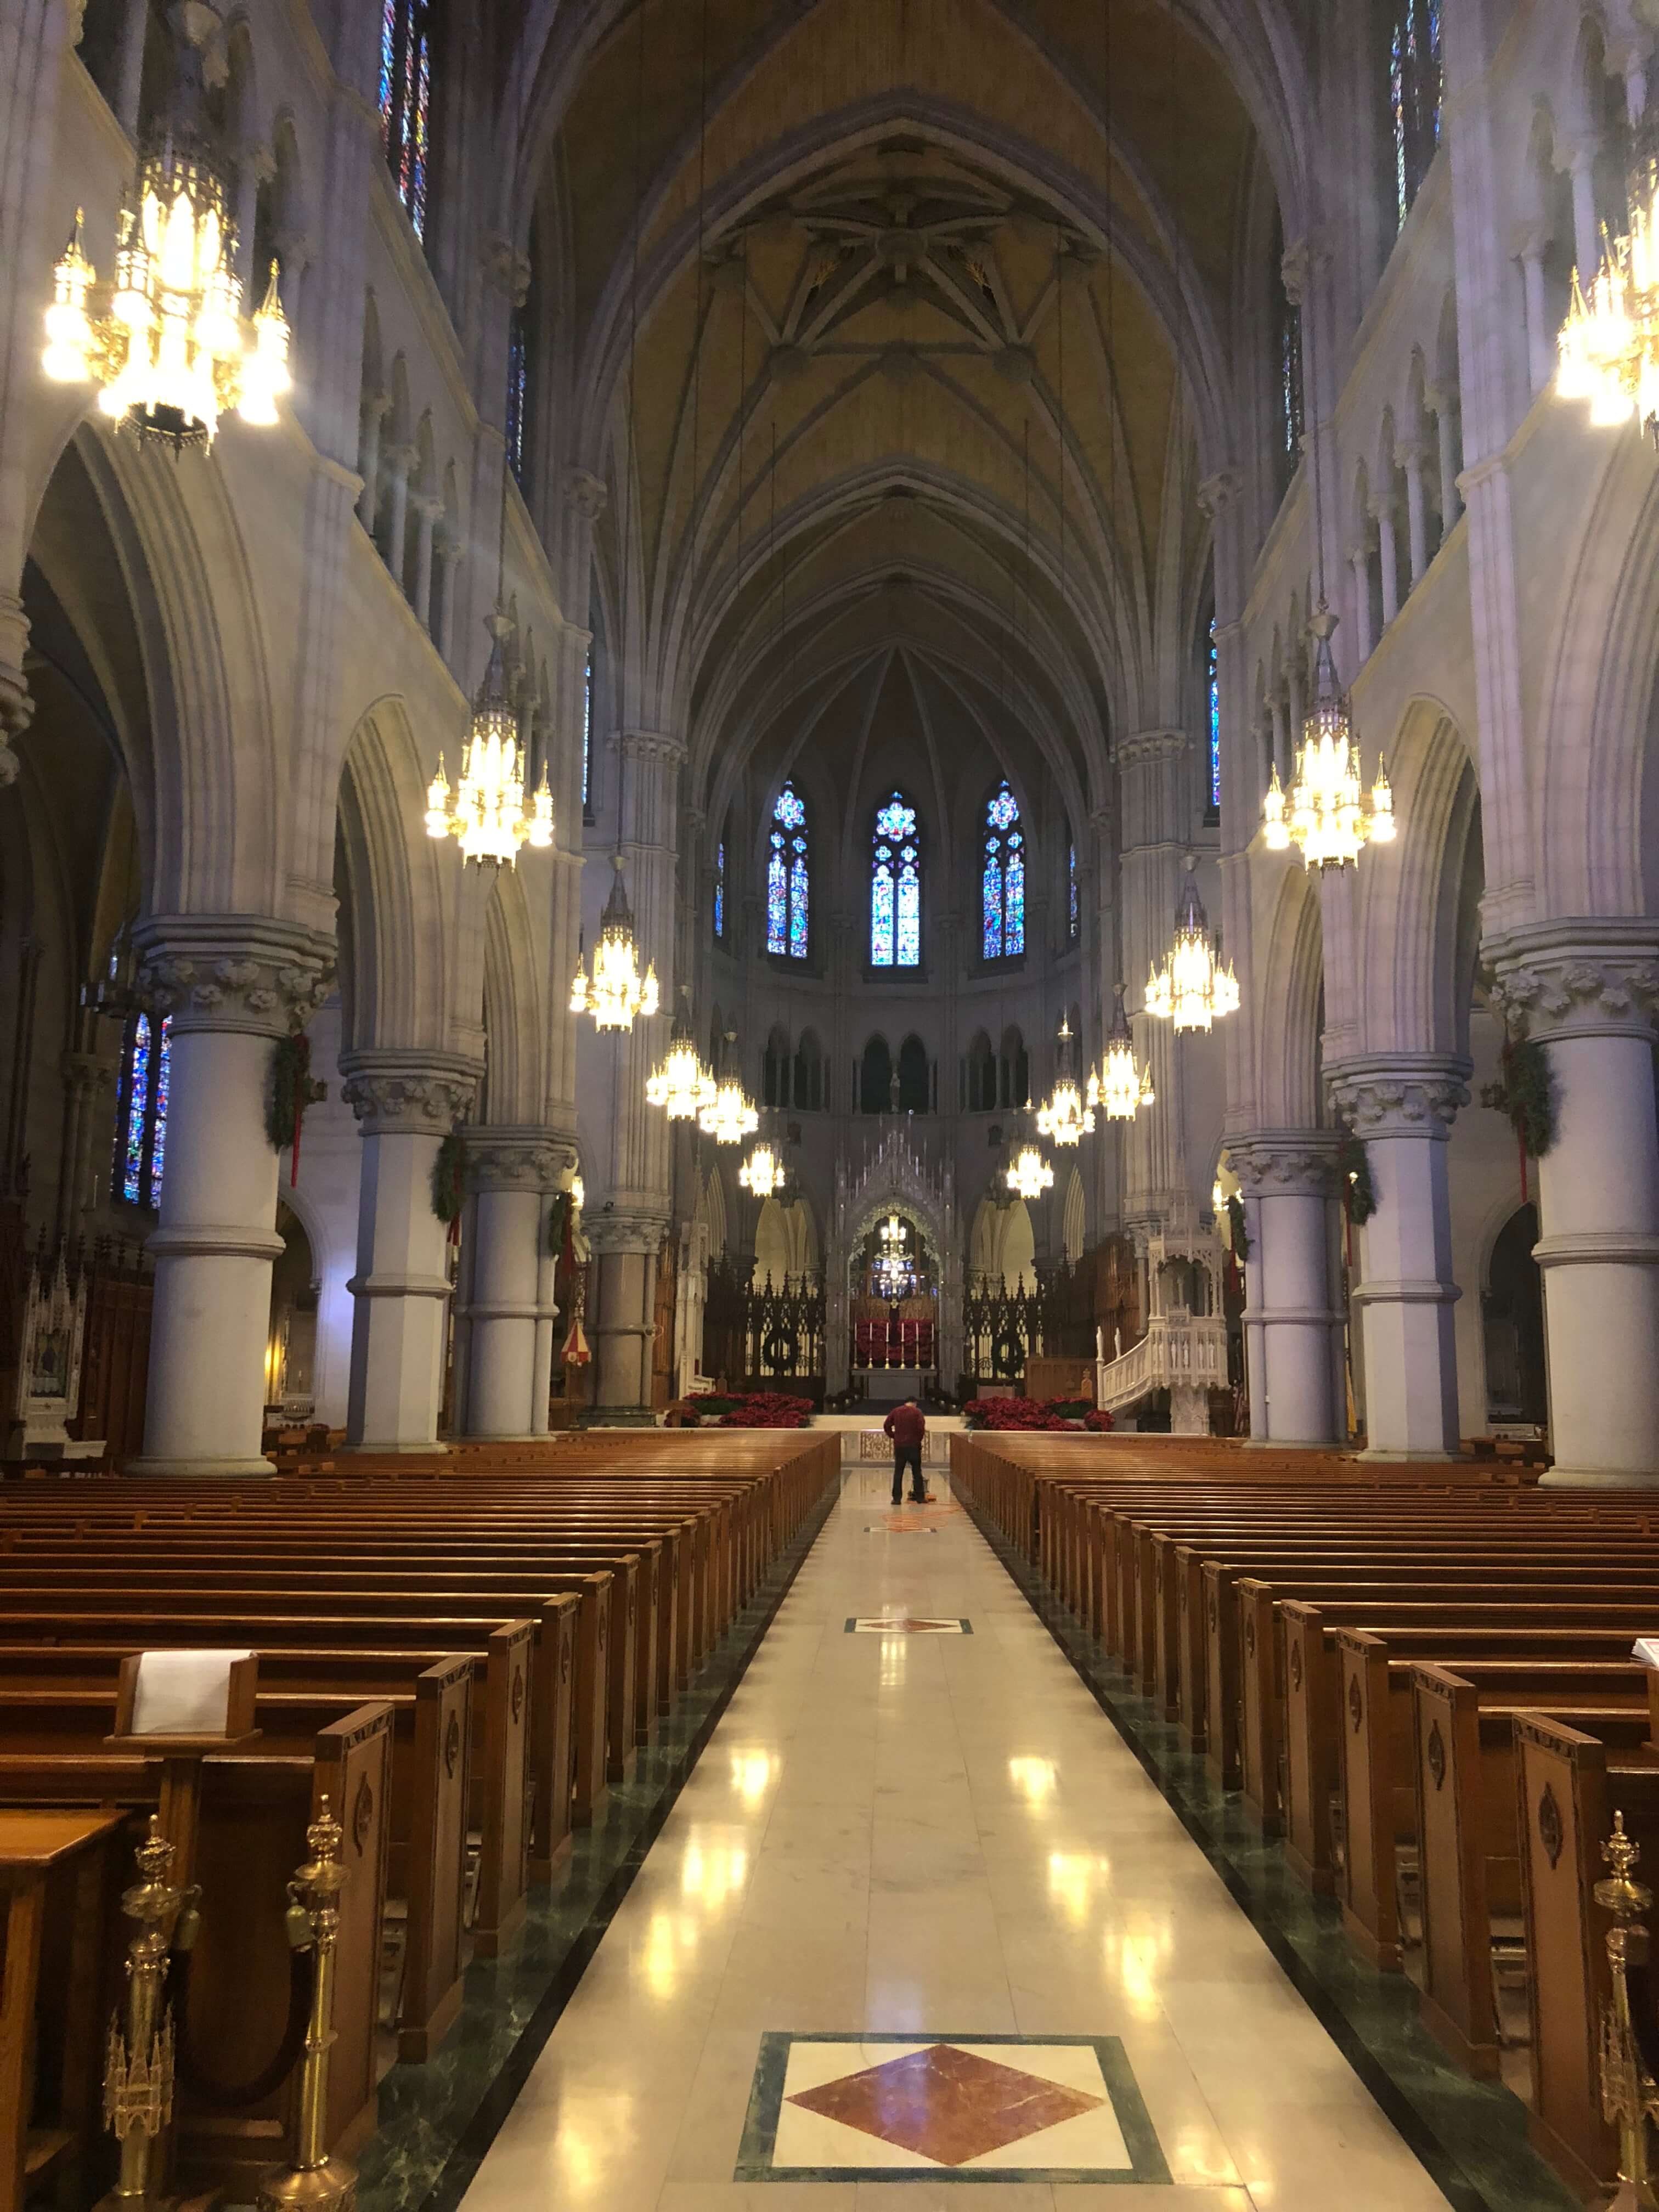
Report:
853,1297,936,1371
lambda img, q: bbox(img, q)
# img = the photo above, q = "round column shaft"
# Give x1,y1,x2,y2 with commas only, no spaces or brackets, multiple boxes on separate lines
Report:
462,1130,568,1439
1233,1134,1340,1445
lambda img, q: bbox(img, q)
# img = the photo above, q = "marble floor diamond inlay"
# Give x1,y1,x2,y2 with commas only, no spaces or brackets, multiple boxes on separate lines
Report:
455,1462,1466,2212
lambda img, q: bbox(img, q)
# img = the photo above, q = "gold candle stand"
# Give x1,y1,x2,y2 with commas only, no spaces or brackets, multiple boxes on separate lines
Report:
254,1798,356,2212
1598,1812,1659,2211
96,1815,196,2212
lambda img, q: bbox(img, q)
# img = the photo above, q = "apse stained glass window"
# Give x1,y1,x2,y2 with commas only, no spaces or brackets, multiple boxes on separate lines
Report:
114,1011,172,1210
713,837,726,942
1389,0,1442,231
766,782,809,958
582,644,592,817
1208,618,1222,810
1068,840,1080,943
980,781,1025,961
506,307,528,488
380,0,436,240
871,791,921,968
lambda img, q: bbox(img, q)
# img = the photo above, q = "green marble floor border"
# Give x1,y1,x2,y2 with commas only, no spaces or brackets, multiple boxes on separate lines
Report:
958,1492,1582,2212
354,1472,843,2212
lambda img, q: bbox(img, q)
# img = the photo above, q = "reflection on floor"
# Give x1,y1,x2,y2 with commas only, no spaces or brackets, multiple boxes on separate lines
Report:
455,1464,1462,2210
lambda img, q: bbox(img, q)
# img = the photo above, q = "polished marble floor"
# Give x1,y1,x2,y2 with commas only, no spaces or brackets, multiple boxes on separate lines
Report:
455,1464,1457,2210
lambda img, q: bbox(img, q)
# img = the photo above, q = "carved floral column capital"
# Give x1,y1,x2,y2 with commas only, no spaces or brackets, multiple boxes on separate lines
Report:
1324,1054,1471,1140
465,1127,574,1193
1227,1129,1342,1199
584,1206,670,1257
132,916,336,1038
338,1051,479,1134
1486,919,1659,1044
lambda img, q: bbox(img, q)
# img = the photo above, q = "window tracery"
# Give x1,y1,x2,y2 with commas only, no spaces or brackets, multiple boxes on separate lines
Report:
767,782,809,958
980,781,1025,961
871,792,921,969
114,1011,171,1210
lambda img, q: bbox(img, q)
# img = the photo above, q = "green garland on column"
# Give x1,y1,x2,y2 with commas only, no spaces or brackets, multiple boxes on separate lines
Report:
431,1131,466,1224
1224,1192,1251,1260
266,1032,325,1153
1480,1036,1558,1160
1337,1129,1377,1226
547,1190,569,1256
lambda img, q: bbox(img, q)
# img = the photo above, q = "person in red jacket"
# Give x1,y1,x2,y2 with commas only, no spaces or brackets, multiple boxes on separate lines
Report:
883,1398,928,1505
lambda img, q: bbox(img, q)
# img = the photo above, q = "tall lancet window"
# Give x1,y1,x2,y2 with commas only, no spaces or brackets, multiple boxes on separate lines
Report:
871,791,922,968
1207,617,1222,812
1068,838,1080,943
114,1011,172,1210
980,780,1025,960
380,0,436,240
1389,0,1442,230
713,833,727,943
766,781,810,958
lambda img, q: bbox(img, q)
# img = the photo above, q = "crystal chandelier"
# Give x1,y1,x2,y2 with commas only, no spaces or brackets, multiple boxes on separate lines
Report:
44,10,293,453
570,855,659,1029
1088,984,1155,1119
646,990,717,1119
426,614,552,866
1557,156,1659,432
1035,1017,1095,1146
1005,1141,1054,1201
698,1034,759,1145
1145,857,1240,1033
881,1213,905,1248
1261,607,1394,869
738,1139,783,1197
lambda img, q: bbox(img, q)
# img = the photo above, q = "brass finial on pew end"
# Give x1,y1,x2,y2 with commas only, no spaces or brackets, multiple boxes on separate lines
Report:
95,1814,188,2212
1596,1814,1659,2212
253,1798,357,2212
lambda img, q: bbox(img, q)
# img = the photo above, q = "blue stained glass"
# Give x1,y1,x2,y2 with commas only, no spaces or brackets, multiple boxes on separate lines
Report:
1006,833,1025,957
381,0,434,241
122,1015,151,1203
896,864,920,968
148,1018,171,1207
789,835,808,956
876,796,916,843
767,831,788,955
1068,842,1079,941
983,845,1002,961
872,860,895,965
775,783,806,830
987,782,1019,832
506,314,528,487
1209,617,1222,808
714,839,725,939
582,647,592,812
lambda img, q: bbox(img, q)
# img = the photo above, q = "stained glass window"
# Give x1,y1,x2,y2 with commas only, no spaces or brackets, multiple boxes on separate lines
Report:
380,0,436,241
1208,618,1222,811
506,307,528,488
871,792,921,968
582,644,592,817
980,781,1025,961
713,837,726,941
1389,0,1442,232
766,782,809,958
115,1011,172,1209
1068,840,1080,943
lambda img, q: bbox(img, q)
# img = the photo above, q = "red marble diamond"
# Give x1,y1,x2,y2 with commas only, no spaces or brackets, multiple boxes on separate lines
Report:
786,2042,1104,2166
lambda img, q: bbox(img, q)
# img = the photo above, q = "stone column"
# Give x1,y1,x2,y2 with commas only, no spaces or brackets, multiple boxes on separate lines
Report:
338,1053,476,1451
380,442,415,579
1427,387,1462,535
1327,1056,1470,1458
1516,228,1553,398
1371,494,1400,628
410,495,439,632
357,395,388,538
1231,1134,1341,1445
1398,440,1430,586
127,918,334,1475
234,142,273,293
1348,546,1374,662
115,0,148,134
460,1128,569,1439
588,1211,664,1421
1490,925,1659,1486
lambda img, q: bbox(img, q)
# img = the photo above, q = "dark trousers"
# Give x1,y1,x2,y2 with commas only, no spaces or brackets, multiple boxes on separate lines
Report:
891,1443,924,1503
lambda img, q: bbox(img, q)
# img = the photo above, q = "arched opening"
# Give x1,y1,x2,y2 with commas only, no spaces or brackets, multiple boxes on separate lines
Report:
859,1035,893,1116
998,1026,1029,1111
265,1202,320,1417
896,1034,930,1115
792,1029,824,1111
964,1031,996,1113
1484,1204,1545,1429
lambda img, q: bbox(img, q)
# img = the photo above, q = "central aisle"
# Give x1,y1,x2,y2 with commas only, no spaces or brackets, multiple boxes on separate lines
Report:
460,1463,1454,2210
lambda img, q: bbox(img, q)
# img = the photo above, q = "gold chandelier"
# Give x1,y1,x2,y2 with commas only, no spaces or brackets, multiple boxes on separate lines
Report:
1035,1017,1095,1146
44,165,291,448
1558,156,1659,431
1261,607,1394,870
1088,984,1154,1120
426,614,552,866
646,990,716,1120
570,855,659,1029
698,1033,759,1145
738,1139,783,1197
1005,1140,1054,1201
1146,857,1240,1033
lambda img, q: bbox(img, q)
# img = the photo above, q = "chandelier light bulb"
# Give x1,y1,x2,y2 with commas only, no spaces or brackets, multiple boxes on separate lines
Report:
1005,1141,1054,1201
426,614,551,865
1146,857,1240,1032
646,993,718,1120
1035,1017,1096,1146
1260,608,1394,870
1090,984,1155,1119
700,1076,760,1146
571,855,659,1030
738,1140,783,1197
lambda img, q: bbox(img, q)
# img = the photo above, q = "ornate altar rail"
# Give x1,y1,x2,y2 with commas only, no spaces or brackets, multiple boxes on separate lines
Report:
702,1262,826,1392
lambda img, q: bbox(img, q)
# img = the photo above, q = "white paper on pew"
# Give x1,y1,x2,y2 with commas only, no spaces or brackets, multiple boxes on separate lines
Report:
129,1649,253,1736
1632,1638,1659,1672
